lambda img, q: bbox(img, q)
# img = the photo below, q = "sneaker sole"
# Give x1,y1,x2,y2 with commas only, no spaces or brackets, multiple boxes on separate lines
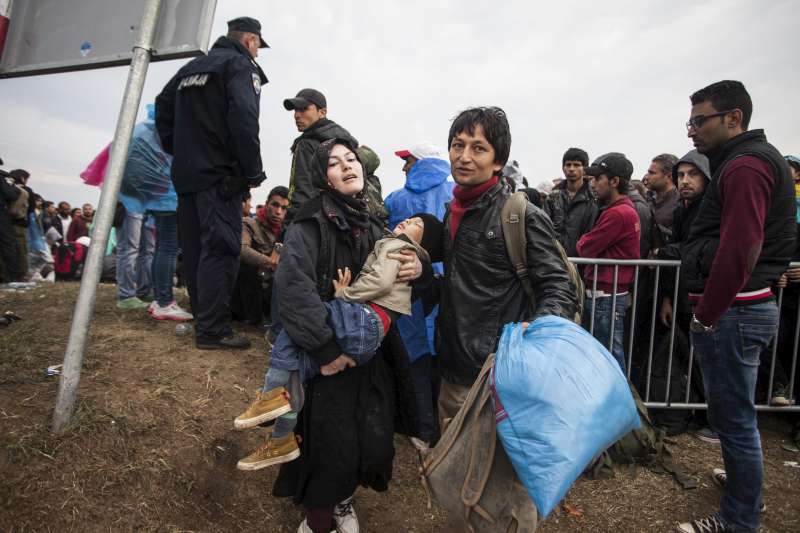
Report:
196,342,251,350
151,314,193,322
236,448,300,471
234,403,292,429
770,398,793,407
694,434,720,444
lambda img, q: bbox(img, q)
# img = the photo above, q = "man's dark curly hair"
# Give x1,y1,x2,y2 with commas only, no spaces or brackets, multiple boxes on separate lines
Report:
448,106,511,168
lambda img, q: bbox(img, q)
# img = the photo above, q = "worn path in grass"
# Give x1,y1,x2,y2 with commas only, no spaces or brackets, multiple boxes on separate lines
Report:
1,283,798,532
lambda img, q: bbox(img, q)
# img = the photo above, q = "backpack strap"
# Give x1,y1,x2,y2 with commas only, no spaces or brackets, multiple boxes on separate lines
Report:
501,192,536,313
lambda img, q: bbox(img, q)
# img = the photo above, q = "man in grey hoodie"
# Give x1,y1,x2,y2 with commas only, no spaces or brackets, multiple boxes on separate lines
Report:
657,150,711,325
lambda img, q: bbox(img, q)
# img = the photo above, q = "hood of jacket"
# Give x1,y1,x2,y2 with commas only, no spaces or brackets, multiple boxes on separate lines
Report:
291,118,358,152
210,36,268,84
356,145,380,175
671,149,710,185
405,158,451,193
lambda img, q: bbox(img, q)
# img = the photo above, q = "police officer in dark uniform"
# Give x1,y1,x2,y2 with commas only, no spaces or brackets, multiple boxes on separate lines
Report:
155,17,268,349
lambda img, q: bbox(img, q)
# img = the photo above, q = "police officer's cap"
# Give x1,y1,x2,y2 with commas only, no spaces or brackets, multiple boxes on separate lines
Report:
228,16,269,48
283,88,327,111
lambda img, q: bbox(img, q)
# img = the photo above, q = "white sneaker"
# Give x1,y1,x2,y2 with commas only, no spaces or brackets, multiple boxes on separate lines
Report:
711,468,726,488
150,301,193,322
334,496,359,533
409,436,430,452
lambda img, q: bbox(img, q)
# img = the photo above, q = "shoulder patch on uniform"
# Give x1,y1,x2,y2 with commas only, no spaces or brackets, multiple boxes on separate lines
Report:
251,72,261,95
178,73,209,90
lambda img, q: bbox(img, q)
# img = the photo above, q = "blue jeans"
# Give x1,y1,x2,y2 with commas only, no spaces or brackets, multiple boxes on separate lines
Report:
263,299,385,437
691,302,778,532
150,212,178,306
116,211,155,300
583,293,628,374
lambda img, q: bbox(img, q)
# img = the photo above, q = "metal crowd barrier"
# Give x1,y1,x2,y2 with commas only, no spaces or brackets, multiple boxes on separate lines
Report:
568,257,800,413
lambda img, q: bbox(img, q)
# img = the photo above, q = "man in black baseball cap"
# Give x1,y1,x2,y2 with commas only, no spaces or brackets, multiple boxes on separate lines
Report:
577,152,640,373
283,88,326,111
281,88,356,222
584,152,634,183
227,17,270,49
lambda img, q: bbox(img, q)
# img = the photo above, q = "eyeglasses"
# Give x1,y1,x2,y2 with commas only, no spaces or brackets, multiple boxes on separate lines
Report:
686,110,734,131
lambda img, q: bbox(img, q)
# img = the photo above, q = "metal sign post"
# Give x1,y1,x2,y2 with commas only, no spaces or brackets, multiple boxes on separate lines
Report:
51,0,162,433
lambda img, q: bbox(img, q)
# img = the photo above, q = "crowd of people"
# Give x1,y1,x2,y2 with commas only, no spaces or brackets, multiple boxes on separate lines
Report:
0,162,98,284
3,15,800,533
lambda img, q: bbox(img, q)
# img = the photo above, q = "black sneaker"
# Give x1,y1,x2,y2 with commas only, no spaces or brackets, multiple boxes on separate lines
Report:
196,335,252,350
710,469,766,513
694,427,720,444
677,513,729,532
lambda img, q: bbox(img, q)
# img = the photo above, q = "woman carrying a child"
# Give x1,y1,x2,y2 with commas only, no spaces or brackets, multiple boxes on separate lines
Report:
244,138,430,533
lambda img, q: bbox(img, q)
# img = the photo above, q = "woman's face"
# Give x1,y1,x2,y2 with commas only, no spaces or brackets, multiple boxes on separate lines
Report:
326,144,364,197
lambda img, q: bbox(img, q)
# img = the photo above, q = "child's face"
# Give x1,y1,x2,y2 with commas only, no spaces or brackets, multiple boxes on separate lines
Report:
393,217,424,243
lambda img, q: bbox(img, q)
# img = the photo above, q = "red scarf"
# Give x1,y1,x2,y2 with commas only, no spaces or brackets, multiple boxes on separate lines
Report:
257,207,282,238
449,175,499,240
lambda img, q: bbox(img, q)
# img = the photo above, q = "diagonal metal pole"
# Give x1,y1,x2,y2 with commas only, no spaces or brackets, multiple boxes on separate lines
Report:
52,0,162,433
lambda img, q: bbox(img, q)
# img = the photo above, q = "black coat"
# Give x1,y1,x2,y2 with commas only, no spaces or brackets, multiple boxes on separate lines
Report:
286,119,357,222
629,189,656,258
155,37,267,194
0,178,20,205
272,194,419,508
683,129,796,293
433,182,578,387
544,179,598,257
658,196,705,317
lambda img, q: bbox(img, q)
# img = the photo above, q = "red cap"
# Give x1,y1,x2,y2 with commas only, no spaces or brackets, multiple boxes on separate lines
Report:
394,150,412,159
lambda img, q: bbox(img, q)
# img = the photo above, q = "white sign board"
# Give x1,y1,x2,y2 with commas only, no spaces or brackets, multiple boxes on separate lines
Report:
0,0,216,78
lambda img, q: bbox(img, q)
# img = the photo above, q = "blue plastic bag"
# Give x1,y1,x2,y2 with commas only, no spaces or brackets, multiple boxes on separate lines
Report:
492,316,640,518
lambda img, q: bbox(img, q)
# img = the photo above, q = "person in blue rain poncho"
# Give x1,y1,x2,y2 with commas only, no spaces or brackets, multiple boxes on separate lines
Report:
385,141,454,446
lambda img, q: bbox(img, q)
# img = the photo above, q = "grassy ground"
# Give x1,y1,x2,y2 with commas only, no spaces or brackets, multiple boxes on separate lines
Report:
1,282,798,532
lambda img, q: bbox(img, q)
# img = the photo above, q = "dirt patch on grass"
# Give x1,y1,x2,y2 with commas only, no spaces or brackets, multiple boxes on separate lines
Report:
0,283,798,532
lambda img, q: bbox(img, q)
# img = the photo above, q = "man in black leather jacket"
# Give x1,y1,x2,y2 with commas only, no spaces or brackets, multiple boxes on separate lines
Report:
426,107,578,422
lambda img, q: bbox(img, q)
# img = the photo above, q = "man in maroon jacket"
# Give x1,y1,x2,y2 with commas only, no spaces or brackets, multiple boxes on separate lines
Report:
577,153,641,373
677,81,795,533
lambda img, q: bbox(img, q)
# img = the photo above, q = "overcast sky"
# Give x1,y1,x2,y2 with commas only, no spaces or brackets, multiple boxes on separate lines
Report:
1,0,798,209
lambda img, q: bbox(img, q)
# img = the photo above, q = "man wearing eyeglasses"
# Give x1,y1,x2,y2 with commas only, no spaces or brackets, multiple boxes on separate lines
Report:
677,81,796,533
